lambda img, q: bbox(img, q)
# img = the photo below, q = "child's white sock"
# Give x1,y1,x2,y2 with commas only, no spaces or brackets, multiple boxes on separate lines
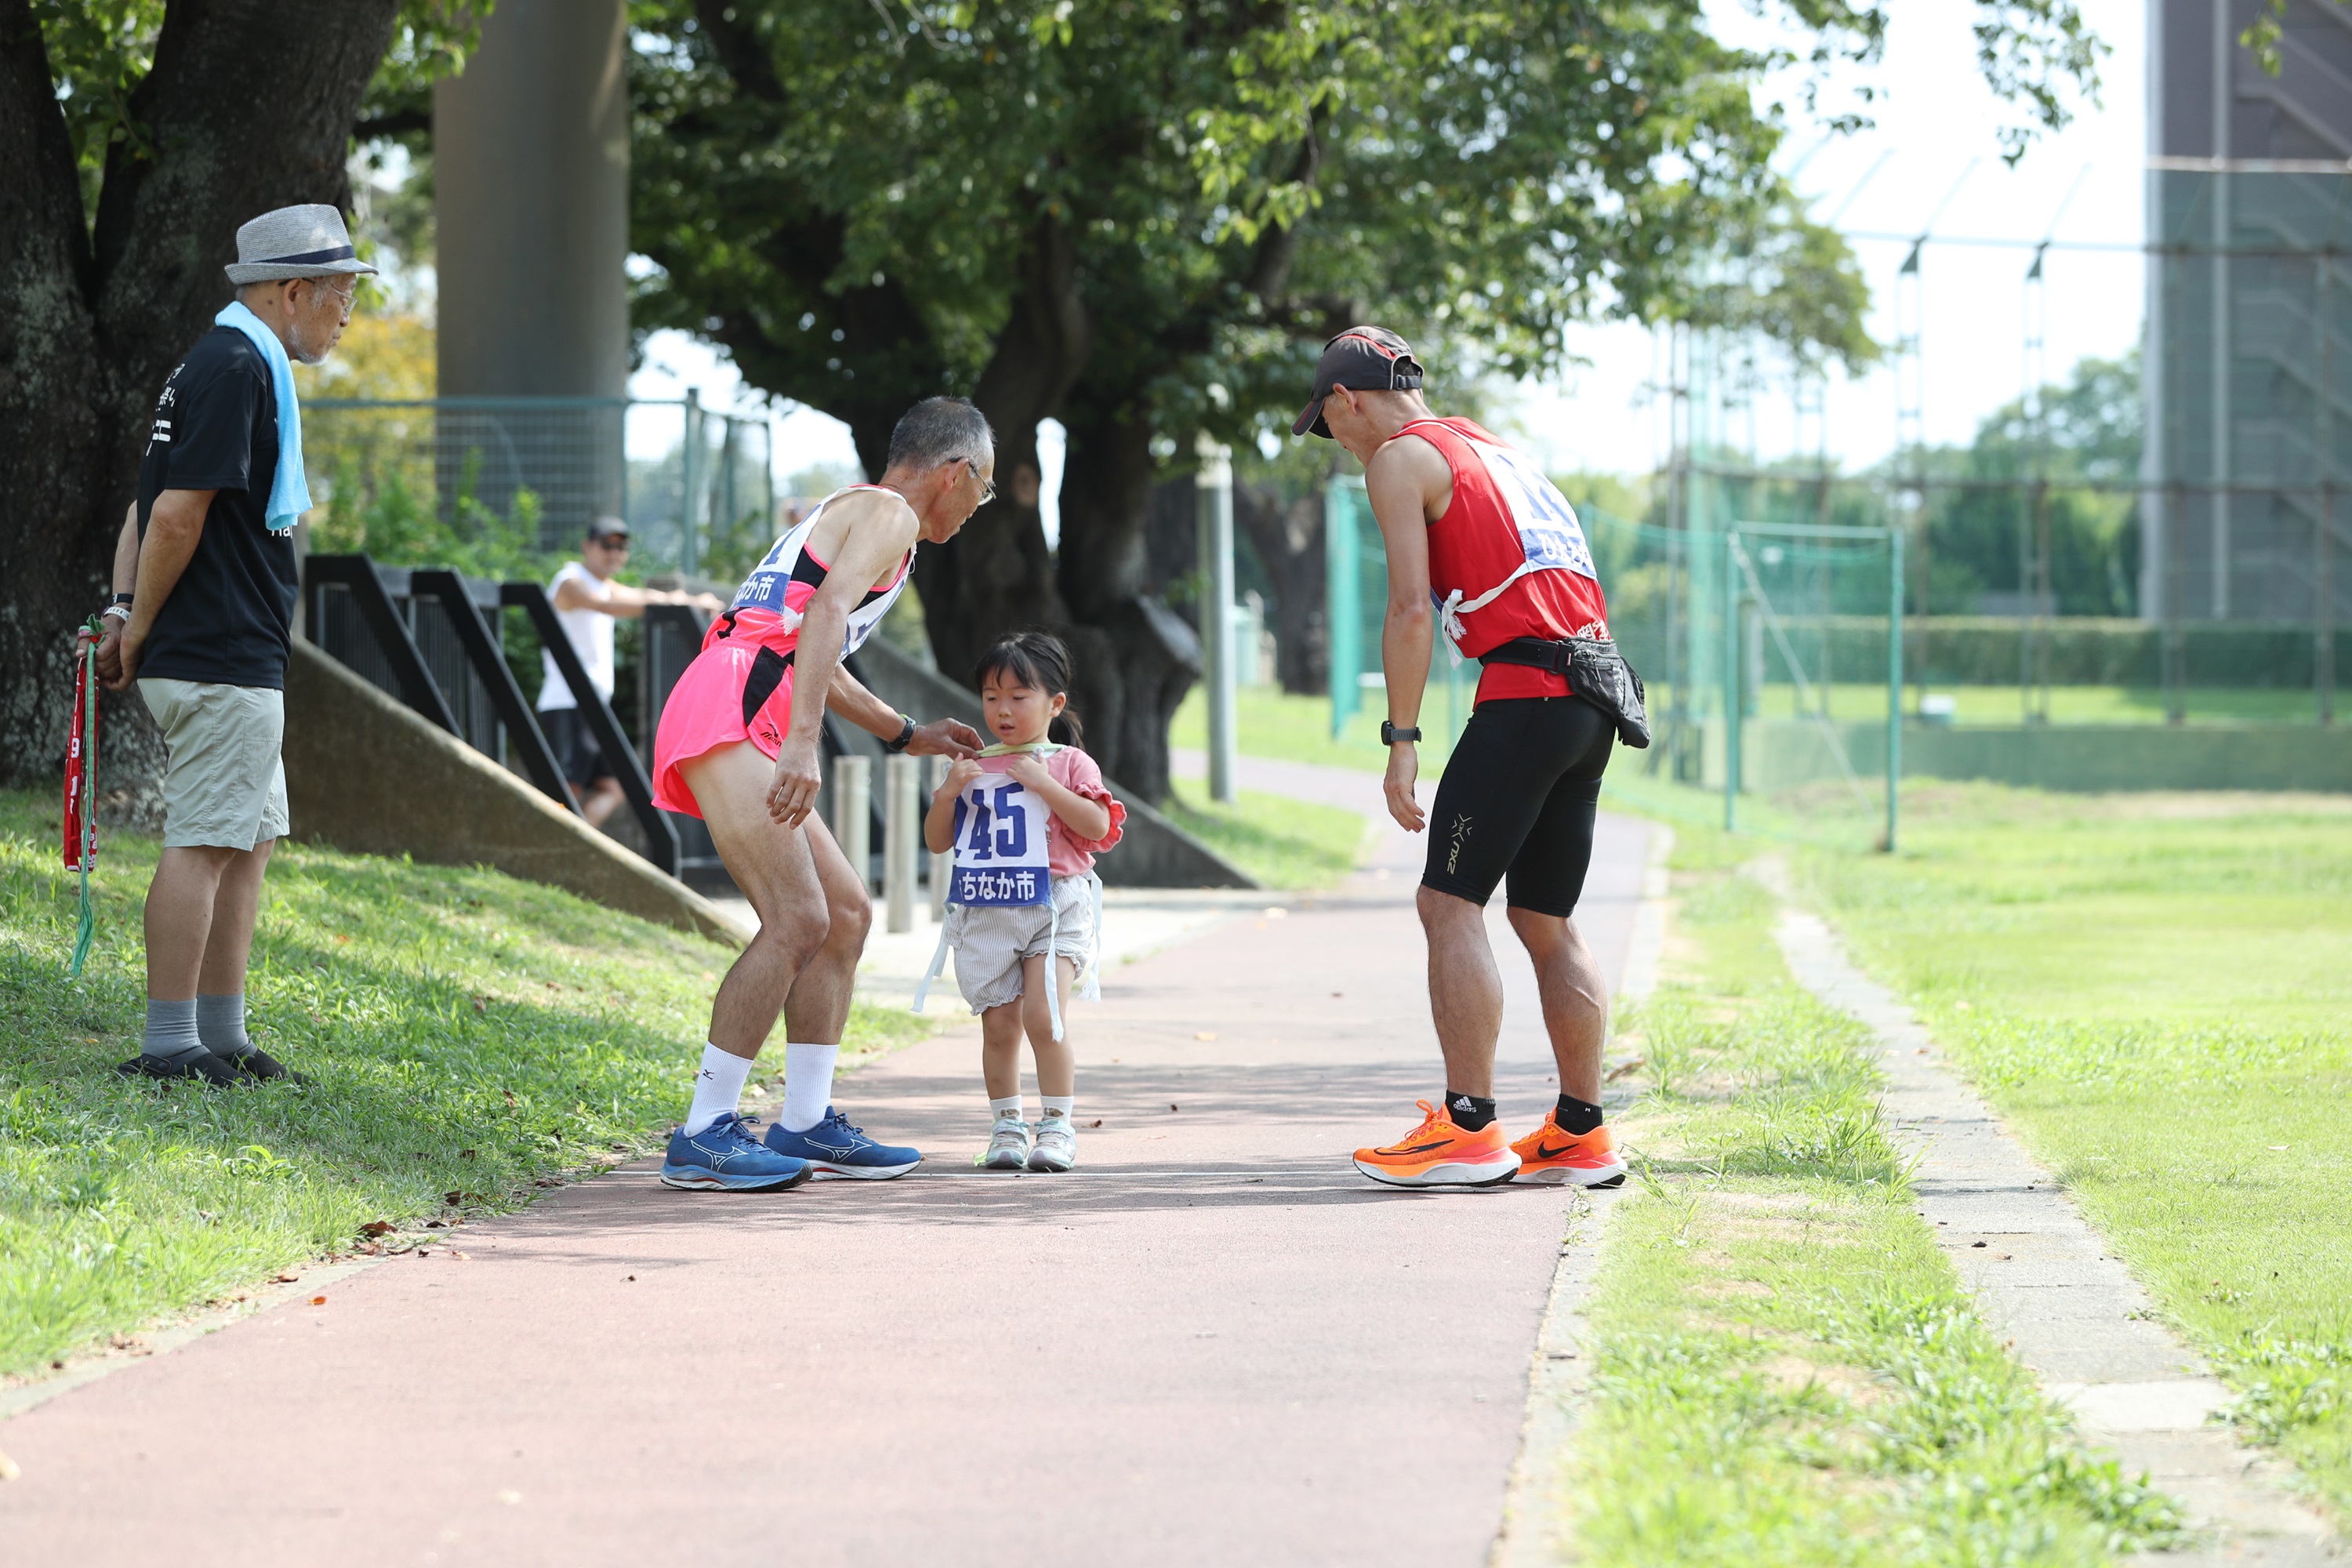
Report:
682,1044,752,1135
781,1043,839,1132
990,1094,1025,1123
1040,1094,1075,1122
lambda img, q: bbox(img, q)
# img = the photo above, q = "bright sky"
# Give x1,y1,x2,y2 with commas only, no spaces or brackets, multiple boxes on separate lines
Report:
1509,0,2147,472
629,0,2150,505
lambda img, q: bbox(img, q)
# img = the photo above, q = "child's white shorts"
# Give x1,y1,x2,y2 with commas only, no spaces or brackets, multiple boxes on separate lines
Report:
945,872,1098,1012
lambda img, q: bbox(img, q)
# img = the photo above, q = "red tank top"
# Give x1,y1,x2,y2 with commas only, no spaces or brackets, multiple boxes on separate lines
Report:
1399,418,1610,703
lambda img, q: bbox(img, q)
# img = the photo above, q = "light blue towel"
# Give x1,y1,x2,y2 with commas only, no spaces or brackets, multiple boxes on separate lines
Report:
212,300,309,534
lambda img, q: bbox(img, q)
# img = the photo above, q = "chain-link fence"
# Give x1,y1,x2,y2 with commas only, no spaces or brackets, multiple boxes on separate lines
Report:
303,394,774,578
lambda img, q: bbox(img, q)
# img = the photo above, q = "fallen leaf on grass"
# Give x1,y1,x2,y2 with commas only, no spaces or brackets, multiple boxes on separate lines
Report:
358,1221,394,1238
445,1191,463,1205
273,1272,300,1283
1604,1057,1646,1082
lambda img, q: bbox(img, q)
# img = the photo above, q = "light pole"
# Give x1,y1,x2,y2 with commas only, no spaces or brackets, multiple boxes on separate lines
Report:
1196,434,1238,804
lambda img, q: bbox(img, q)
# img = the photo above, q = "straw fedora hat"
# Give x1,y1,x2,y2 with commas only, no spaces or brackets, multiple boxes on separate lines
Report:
223,203,379,285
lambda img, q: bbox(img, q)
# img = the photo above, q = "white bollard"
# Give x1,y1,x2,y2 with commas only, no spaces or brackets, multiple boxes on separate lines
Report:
884,753,919,934
832,753,873,893
927,754,953,920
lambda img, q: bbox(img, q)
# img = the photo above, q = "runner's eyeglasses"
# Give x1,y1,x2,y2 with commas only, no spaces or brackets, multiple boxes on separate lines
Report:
964,458,997,505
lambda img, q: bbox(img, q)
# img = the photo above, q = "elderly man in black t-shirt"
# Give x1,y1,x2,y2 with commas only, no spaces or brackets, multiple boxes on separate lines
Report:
95,205,371,1086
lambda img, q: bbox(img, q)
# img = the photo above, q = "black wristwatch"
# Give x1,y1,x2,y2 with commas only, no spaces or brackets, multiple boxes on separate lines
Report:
884,713,917,753
1381,720,1422,746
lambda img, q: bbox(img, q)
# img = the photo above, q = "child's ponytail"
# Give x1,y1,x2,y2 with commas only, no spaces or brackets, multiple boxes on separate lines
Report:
972,629,1083,748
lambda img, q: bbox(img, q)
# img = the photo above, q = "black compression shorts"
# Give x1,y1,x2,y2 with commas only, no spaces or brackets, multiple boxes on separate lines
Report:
1421,695,1615,916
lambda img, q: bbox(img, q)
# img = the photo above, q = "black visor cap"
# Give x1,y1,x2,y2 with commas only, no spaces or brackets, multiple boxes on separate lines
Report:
1292,326,1425,438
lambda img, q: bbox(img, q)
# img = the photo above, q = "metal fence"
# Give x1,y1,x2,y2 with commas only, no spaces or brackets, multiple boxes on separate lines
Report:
303,394,775,575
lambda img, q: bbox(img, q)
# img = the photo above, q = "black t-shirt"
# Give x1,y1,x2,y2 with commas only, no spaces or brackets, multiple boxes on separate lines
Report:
136,326,299,688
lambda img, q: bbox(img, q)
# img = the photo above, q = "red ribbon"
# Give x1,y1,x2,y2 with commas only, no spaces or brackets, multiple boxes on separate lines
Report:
64,636,96,873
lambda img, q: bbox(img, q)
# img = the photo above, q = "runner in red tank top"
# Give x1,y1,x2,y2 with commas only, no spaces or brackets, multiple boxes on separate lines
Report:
1294,326,1627,1192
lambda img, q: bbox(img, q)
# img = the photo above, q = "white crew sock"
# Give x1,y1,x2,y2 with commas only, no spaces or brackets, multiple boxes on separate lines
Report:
989,1094,1025,1123
1040,1095,1075,1123
682,1044,753,1136
780,1043,839,1132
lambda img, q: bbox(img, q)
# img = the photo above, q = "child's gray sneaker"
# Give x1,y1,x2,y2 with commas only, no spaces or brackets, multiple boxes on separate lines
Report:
1027,1112,1077,1173
982,1116,1032,1170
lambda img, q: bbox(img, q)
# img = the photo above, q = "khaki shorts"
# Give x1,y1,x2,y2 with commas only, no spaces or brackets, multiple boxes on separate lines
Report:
138,679,289,850
946,872,1098,1013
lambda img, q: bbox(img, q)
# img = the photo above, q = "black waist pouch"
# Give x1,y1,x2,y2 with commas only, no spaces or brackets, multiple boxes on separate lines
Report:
1478,636,1651,749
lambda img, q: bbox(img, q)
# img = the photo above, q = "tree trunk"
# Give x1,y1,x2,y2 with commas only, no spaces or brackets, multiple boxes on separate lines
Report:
1233,478,1331,696
913,212,1089,684
0,0,401,805
1054,397,1198,804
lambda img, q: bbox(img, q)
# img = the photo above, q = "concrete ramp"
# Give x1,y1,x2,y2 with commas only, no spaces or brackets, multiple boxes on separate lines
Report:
281,640,746,944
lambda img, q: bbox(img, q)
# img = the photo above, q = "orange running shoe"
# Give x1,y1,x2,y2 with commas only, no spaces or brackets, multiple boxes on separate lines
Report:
1352,1100,1521,1189
1510,1113,1627,1188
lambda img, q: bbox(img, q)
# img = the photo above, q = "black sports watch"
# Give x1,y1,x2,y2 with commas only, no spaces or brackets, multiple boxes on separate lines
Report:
884,713,917,753
1381,720,1422,746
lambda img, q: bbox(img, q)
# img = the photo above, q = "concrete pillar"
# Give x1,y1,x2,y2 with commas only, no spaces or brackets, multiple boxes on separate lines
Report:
832,754,873,893
434,0,630,534
884,753,919,933
927,756,953,920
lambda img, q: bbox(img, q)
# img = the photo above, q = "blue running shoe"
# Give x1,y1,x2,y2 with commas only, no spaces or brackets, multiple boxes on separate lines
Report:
763,1106,922,1180
660,1112,814,1192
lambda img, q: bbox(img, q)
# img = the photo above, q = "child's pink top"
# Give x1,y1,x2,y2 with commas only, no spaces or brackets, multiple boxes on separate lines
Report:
976,746,1125,877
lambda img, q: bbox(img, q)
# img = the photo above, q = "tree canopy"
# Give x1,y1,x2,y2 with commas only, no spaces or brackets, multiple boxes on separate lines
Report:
628,0,2102,793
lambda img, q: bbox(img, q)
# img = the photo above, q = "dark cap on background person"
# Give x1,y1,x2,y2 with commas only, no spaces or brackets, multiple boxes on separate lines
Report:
1292,326,1425,438
585,516,631,544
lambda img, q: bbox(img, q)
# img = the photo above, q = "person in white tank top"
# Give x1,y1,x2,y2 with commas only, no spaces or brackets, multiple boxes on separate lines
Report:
539,517,721,826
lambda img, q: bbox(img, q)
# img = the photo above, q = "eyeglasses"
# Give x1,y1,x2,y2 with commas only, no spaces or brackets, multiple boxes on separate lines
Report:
964,458,997,505
307,278,357,314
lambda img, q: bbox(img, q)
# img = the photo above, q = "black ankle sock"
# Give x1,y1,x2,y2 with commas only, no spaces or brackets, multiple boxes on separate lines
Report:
1555,1094,1604,1136
1445,1091,1497,1132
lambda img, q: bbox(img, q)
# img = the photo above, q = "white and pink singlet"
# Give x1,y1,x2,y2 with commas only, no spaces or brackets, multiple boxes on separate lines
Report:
649,485,913,817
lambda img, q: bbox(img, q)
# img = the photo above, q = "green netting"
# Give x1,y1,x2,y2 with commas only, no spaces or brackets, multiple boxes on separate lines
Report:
1324,477,1477,746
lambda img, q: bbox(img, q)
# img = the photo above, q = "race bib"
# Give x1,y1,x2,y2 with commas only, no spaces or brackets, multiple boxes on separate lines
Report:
1475,441,1598,581
947,775,1052,907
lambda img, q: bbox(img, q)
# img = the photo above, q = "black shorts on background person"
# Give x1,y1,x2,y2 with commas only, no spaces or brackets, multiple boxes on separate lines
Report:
539,707,611,794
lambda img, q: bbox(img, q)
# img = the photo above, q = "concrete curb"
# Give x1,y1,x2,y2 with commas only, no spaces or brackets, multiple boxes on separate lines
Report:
283,641,750,944
1491,823,1673,1567
1773,903,2341,1566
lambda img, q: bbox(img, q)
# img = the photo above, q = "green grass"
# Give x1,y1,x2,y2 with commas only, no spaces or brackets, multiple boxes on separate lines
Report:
1555,840,2182,1566
1747,683,2332,728
1174,687,2329,791
1785,782,2352,1515
1159,783,1370,889
1171,685,1457,774
0,789,929,1380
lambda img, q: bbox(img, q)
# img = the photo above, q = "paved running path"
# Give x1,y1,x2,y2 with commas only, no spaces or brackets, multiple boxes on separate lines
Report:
2,760,1650,1567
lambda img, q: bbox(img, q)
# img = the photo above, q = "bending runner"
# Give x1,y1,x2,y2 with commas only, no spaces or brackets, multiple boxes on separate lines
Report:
649,397,991,1190
1295,328,1635,1191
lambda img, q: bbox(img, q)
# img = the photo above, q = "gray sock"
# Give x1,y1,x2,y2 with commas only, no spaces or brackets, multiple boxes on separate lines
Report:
196,993,254,1060
143,998,207,1065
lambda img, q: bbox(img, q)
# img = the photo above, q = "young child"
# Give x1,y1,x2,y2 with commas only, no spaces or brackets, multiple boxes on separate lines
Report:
923,631,1124,1172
